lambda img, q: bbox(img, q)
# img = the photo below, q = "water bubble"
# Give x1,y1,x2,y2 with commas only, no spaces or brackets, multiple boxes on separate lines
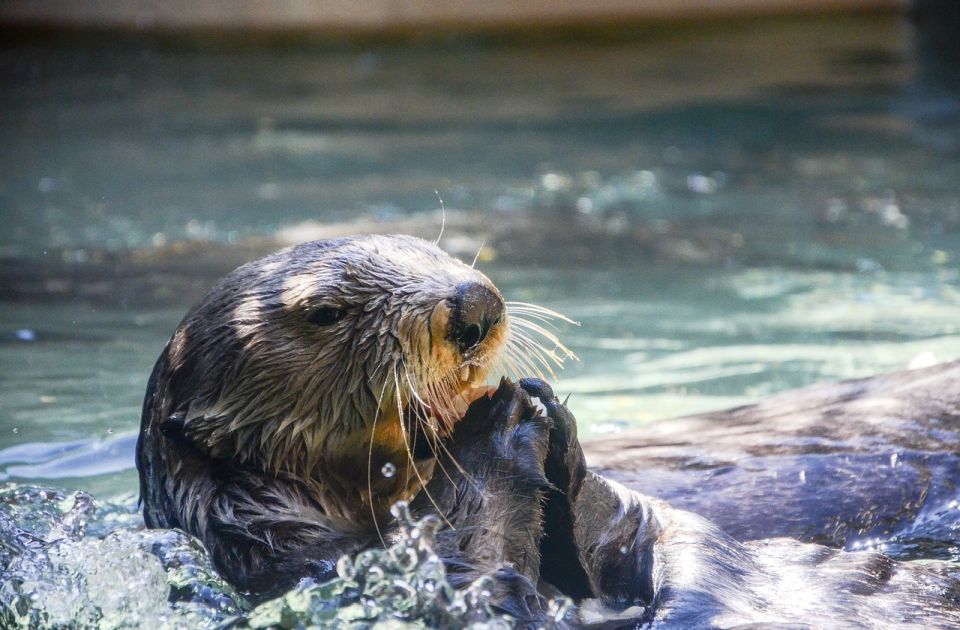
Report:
547,597,574,624
619,545,629,554
686,173,718,194
12,427,19,434
381,462,396,478
15,329,36,341
591,422,624,435
541,172,570,192
879,202,909,229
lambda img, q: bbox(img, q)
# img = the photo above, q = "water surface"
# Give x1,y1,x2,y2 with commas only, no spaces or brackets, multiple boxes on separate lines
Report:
2,12,959,512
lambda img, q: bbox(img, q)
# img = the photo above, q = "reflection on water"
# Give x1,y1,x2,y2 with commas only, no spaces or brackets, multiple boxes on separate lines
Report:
1,15,960,502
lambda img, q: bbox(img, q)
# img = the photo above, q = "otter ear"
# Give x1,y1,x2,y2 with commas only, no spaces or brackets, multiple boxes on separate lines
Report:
159,404,222,456
160,412,187,442
158,410,209,454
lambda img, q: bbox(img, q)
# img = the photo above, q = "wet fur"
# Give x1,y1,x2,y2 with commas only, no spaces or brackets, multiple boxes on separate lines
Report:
511,378,960,628
137,236,960,626
136,235,509,595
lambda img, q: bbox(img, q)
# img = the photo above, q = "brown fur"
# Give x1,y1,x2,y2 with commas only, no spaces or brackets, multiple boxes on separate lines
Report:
136,234,960,628
136,235,515,595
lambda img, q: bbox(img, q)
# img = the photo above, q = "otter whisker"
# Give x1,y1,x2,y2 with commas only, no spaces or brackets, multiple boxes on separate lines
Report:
401,365,461,491
413,407,474,492
420,423,459,489
402,362,432,414
512,336,570,376
501,338,546,379
501,343,544,380
505,301,580,326
433,189,446,245
421,410,481,493
409,367,480,491
470,240,485,269
504,305,564,328
510,316,579,362
507,329,562,378
508,347,546,381
394,368,456,531
507,318,578,378
367,373,393,548
489,353,515,381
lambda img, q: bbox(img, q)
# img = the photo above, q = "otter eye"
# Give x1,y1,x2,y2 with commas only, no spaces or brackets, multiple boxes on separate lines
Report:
307,306,345,327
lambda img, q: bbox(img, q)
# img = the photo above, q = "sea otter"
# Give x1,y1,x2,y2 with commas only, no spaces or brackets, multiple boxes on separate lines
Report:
135,235,544,595
137,235,960,627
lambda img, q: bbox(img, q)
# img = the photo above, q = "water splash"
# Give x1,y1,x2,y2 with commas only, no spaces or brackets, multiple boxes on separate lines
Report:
0,484,244,629
243,502,518,629
0,484,571,629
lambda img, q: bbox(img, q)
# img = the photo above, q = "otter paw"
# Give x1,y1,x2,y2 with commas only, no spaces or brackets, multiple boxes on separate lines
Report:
451,379,554,490
501,413,554,489
518,378,586,499
456,378,544,437
518,378,578,444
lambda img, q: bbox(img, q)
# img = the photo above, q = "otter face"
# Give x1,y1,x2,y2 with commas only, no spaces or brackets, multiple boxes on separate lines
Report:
163,235,531,477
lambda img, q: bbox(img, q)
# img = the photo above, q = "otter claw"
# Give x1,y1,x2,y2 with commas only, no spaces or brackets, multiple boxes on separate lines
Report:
518,378,555,401
519,379,576,436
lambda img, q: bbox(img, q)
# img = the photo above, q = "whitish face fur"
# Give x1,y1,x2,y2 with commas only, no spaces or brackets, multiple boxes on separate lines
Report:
162,235,539,478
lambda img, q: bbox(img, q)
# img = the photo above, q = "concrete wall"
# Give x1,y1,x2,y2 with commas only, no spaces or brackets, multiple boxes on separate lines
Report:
0,0,907,33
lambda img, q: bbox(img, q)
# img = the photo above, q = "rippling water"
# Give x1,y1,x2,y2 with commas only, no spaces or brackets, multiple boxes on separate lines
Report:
2,11,960,627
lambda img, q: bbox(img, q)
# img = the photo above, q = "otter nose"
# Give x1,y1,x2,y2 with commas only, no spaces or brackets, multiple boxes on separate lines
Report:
450,282,505,353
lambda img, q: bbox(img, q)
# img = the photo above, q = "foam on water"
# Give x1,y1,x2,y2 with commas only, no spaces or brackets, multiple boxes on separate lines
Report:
0,486,571,629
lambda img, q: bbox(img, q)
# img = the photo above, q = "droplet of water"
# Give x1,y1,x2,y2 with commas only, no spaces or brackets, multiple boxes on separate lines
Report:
12,427,18,434
686,173,718,194
541,172,570,192
381,462,396,478
619,545,629,554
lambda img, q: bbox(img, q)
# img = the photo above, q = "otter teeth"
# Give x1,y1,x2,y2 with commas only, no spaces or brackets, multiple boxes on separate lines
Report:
459,366,471,382
452,395,470,418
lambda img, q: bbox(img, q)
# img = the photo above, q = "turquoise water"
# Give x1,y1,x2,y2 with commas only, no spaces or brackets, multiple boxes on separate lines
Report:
2,15,960,502
3,12,960,628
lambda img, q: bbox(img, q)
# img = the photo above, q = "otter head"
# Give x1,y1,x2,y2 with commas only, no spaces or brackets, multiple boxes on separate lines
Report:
160,235,523,496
